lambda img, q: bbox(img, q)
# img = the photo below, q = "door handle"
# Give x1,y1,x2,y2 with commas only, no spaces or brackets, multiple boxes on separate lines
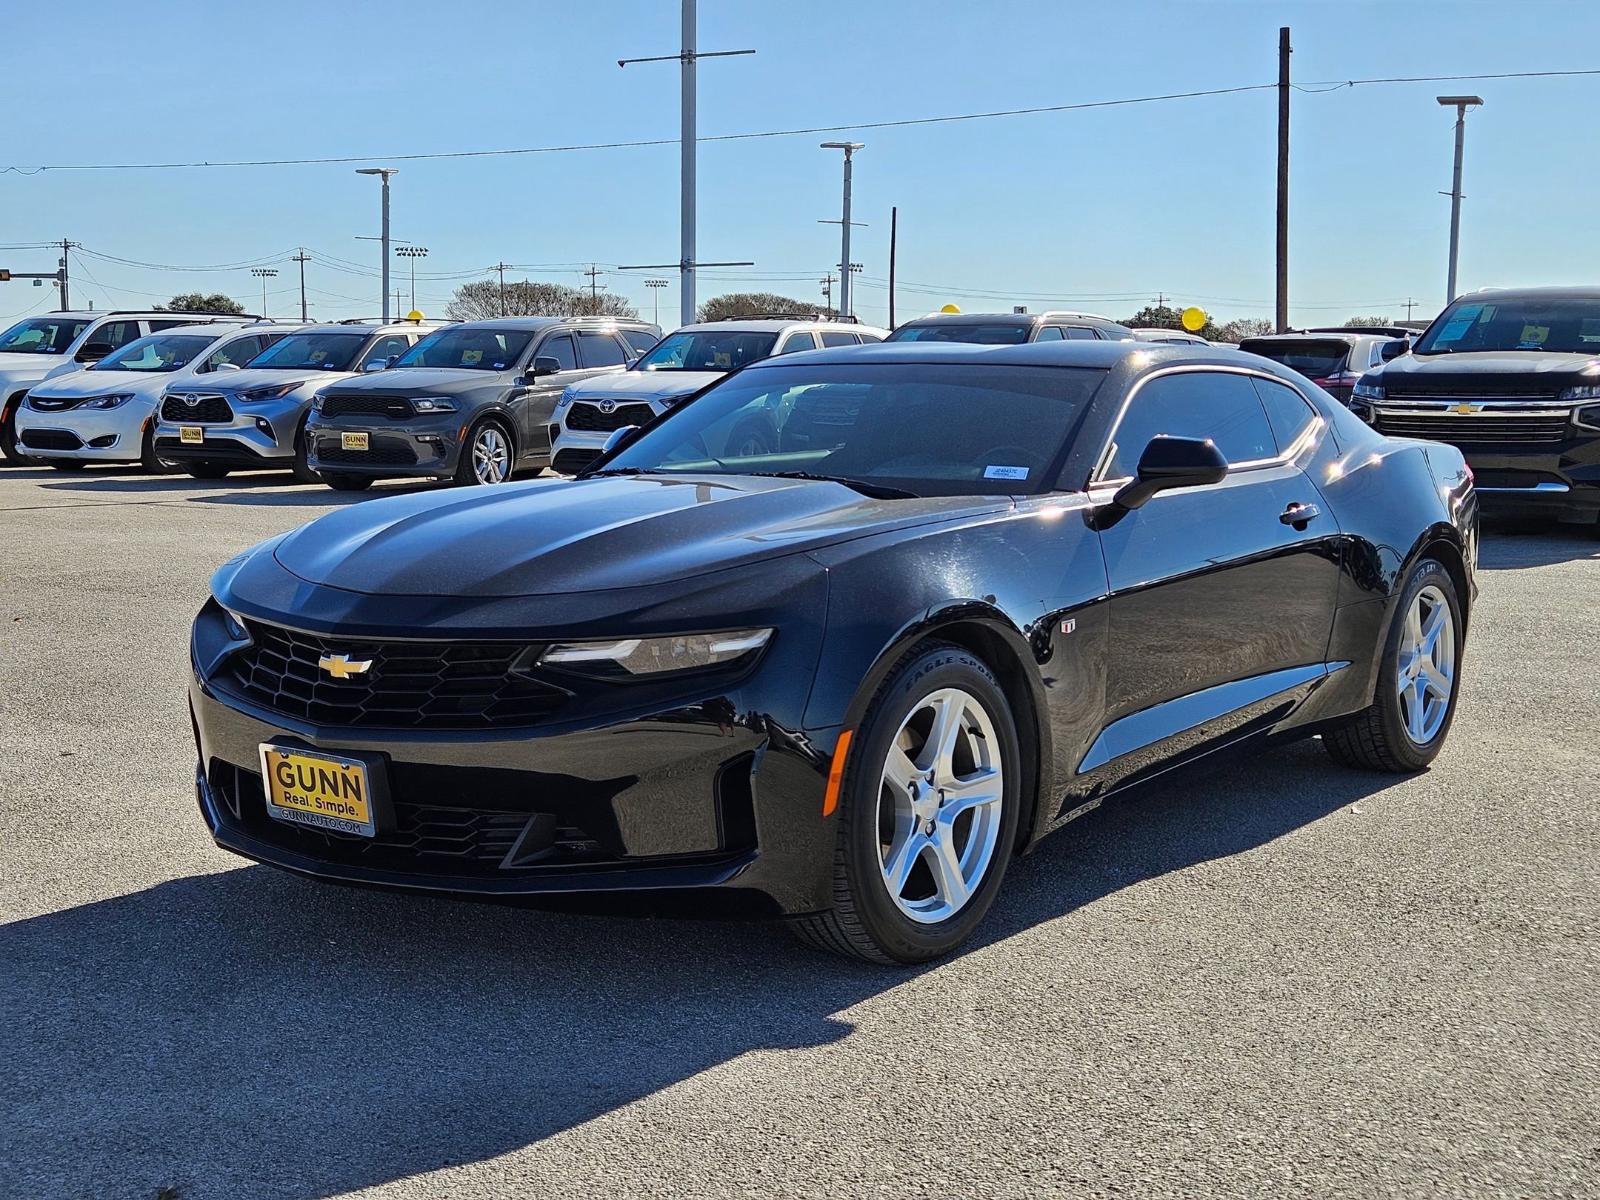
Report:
1280,502,1320,529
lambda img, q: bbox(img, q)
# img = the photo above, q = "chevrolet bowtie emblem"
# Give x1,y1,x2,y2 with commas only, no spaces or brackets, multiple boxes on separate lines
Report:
318,654,373,680
1451,402,1479,414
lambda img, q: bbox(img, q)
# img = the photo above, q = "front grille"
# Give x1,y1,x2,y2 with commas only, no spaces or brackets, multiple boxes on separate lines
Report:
1385,380,1561,400
161,393,233,422
316,440,419,467
552,447,602,475
218,619,568,729
25,396,81,412
208,761,619,876
1373,411,1570,446
566,401,656,432
320,393,415,420
17,428,82,450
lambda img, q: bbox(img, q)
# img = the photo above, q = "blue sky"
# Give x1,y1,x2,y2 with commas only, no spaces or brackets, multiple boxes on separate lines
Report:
3,0,1596,330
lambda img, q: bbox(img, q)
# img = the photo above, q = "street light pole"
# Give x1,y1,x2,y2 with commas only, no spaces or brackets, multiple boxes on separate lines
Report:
395,245,428,313
356,167,399,320
251,267,278,318
1437,95,1483,304
820,142,864,319
645,277,669,326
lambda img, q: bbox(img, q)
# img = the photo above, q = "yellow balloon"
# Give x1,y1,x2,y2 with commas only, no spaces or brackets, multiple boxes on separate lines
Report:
1180,306,1207,332
940,303,962,314
407,309,425,322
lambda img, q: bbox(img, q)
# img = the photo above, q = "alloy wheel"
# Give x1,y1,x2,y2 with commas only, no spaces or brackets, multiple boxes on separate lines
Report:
1396,583,1455,745
471,425,511,484
876,686,1005,924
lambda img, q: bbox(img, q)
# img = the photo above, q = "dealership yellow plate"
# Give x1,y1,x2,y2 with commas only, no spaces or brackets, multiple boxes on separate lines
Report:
341,431,369,451
258,744,375,837
180,426,204,444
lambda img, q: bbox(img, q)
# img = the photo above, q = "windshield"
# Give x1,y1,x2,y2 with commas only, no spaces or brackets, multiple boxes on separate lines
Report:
1239,338,1351,380
246,332,367,372
600,363,1105,497
394,326,535,371
887,323,1032,345
635,330,780,372
91,332,215,373
0,316,93,355
1413,296,1600,355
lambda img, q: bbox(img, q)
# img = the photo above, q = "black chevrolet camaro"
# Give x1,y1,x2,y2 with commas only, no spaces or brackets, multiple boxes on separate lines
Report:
190,340,1477,963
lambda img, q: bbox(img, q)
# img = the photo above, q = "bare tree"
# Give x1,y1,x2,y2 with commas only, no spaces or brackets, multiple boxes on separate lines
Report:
1213,317,1275,342
445,279,638,322
1343,314,1396,328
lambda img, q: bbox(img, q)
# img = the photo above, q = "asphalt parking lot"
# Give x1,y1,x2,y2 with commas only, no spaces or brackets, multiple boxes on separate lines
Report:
2,464,1596,1200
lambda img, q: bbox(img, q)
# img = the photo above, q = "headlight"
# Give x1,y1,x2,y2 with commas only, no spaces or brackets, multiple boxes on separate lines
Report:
1576,402,1600,431
1558,384,1600,402
555,389,576,410
539,629,772,677
80,392,135,409
1352,379,1385,401
221,607,251,641
310,391,326,412
237,382,304,404
410,396,457,413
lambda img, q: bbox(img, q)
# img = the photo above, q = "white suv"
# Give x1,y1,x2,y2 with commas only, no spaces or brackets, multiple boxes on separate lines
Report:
14,322,293,472
0,308,247,464
548,318,886,475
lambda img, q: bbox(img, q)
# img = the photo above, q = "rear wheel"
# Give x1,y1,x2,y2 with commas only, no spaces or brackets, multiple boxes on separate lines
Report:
454,418,514,486
792,642,1022,964
322,472,373,492
140,424,180,475
1324,558,1463,772
186,464,232,480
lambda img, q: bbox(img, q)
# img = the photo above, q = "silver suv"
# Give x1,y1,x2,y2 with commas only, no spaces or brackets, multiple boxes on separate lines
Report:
549,318,886,475
151,318,439,480
305,315,661,490
0,308,248,464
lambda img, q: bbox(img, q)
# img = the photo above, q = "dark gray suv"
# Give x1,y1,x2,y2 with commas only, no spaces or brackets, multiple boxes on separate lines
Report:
305,316,660,490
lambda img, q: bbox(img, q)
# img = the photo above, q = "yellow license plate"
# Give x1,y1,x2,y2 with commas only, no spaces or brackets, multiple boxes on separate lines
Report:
258,745,375,837
341,432,369,451
180,426,204,444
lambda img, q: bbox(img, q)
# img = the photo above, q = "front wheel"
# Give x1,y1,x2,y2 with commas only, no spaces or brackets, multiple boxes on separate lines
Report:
453,418,515,486
140,425,180,475
792,642,1023,964
1324,558,1463,772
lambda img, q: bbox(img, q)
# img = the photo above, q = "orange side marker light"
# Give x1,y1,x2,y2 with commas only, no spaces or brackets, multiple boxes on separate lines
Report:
821,729,853,817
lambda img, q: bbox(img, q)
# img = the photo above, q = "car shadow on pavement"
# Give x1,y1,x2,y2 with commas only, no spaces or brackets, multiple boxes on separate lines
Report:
29,469,439,507
2,739,1400,1199
1477,522,1599,570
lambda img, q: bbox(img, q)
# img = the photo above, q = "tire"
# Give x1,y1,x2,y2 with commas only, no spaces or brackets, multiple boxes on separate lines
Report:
291,425,320,484
453,418,515,487
791,642,1023,965
1324,558,1463,772
140,425,181,475
322,473,374,492
185,464,232,480
1,399,42,466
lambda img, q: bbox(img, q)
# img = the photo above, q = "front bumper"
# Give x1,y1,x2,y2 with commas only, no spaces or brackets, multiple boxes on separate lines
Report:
153,394,306,466
14,402,149,461
550,425,609,476
305,412,461,478
1465,441,1600,522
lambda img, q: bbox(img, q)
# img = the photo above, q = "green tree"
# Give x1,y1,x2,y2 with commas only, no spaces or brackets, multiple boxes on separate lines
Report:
160,292,244,315
1343,315,1395,328
445,278,638,321
697,292,830,322
1213,317,1275,343
1120,303,1227,340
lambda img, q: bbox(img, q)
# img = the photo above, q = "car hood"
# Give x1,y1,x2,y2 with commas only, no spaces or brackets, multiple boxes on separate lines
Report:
1380,350,1600,390
272,473,1007,597
0,352,64,381
28,368,173,399
567,369,723,402
199,367,350,395
324,366,502,394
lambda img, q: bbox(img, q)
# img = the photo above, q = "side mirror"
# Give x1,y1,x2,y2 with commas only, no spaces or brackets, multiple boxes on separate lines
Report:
601,425,640,454
361,359,388,373
76,341,114,363
529,356,564,379
1380,339,1409,362
1095,436,1228,528
212,361,243,372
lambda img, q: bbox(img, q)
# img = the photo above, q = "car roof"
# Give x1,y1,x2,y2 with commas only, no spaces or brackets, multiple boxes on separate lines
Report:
450,316,656,332
1241,330,1375,344
678,319,889,334
744,338,1260,372
1456,285,1600,302
277,322,438,336
895,310,1119,326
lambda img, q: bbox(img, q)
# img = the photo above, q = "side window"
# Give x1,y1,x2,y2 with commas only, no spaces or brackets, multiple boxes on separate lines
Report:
577,331,627,368
1103,372,1277,479
1064,326,1098,341
144,319,195,334
539,333,577,371
820,331,858,348
96,321,143,349
776,332,817,354
1250,377,1320,454
622,329,659,356
358,334,412,370
1033,326,1065,341
203,335,266,371
856,330,884,344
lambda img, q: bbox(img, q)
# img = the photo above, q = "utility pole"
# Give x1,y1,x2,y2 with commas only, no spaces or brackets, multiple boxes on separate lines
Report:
355,167,399,320
58,239,79,309
820,142,865,320
645,277,669,325
1437,95,1484,304
888,206,898,328
1275,26,1291,333
617,2,755,326
1404,298,1417,322
251,267,278,318
820,273,835,312
583,263,605,312
291,249,310,321
492,261,512,316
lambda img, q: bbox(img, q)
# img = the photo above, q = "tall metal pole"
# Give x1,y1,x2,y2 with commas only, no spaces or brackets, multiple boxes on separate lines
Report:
840,149,854,319
292,249,310,321
1437,95,1482,303
59,238,77,310
380,174,392,322
888,206,898,328
1275,27,1291,333
680,0,697,327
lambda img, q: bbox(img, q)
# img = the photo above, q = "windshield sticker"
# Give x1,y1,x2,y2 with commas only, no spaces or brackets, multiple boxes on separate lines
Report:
1517,324,1549,348
462,349,483,365
309,350,328,363
1436,314,1477,342
492,361,506,370
984,464,1030,480
713,352,732,368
